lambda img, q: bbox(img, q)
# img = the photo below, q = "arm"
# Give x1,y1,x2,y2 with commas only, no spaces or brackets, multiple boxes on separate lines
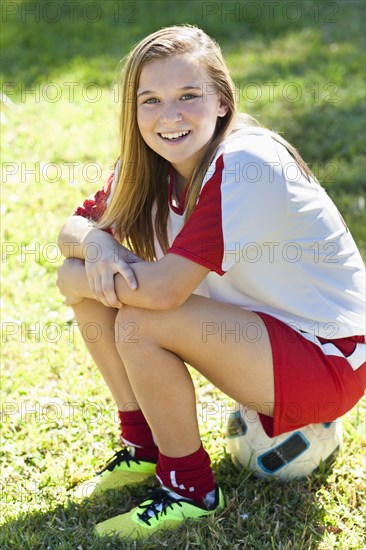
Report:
57,161,118,258
115,253,210,309
57,215,142,307
57,215,99,259
57,215,140,262
59,253,209,310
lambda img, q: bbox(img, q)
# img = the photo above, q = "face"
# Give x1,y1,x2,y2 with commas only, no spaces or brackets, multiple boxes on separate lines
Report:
136,56,228,181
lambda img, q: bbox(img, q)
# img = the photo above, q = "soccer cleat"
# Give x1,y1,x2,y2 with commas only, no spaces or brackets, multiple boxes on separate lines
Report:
74,448,156,499
95,485,225,539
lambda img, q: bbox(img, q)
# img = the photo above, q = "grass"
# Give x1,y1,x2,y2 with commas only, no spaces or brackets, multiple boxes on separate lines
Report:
1,1,365,548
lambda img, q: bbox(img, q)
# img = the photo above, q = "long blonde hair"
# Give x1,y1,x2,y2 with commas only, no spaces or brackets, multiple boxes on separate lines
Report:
99,25,313,260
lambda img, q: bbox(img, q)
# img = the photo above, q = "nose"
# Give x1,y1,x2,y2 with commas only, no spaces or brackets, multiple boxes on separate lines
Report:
160,101,182,124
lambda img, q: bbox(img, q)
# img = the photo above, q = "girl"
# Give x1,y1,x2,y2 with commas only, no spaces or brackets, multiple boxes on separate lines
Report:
57,25,365,540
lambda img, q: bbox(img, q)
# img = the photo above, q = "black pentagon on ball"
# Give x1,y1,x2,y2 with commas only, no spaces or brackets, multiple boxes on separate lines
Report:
227,410,248,438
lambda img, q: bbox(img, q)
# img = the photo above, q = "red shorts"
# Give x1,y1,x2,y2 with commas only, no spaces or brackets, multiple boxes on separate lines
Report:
255,312,366,437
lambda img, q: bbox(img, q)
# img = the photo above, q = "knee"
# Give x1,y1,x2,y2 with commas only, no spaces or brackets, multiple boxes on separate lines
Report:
114,306,153,353
56,258,82,299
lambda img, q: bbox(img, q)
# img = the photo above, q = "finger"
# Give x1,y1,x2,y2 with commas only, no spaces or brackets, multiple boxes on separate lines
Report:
86,264,120,308
85,262,97,290
85,264,107,304
101,272,122,308
92,278,110,307
117,262,138,290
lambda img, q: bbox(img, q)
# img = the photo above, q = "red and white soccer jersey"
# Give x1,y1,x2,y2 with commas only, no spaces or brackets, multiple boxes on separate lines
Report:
163,128,365,340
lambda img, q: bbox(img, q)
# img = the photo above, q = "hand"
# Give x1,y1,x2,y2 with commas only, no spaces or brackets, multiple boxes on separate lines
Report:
57,258,86,306
82,232,139,308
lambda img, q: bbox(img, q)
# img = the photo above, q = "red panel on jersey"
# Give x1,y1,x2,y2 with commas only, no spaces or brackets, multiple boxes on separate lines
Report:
168,155,226,275
168,166,189,216
74,171,114,222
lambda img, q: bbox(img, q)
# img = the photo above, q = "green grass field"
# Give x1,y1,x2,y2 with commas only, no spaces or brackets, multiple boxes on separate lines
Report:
1,1,365,548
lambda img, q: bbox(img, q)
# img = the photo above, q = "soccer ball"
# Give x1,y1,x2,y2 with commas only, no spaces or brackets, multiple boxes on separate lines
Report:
226,405,342,481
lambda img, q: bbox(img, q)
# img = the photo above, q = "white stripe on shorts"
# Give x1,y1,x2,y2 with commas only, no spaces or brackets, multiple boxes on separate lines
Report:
300,332,365,371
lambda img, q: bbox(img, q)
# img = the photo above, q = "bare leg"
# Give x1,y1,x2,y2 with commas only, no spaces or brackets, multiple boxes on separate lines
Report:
115,295,274,458
71,298,139,411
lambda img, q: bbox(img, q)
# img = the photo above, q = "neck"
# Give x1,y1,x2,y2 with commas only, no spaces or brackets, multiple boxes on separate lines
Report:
174,170,188,200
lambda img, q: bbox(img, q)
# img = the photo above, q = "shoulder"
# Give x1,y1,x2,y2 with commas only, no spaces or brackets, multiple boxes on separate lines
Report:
202,127,286,192
210,127,284,175
218,126,279,158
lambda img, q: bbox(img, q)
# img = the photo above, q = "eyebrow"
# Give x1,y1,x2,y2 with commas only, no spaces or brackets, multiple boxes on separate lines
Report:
137,85,202,98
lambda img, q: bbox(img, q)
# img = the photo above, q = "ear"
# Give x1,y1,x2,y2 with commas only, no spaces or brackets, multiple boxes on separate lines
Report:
217,100,229,117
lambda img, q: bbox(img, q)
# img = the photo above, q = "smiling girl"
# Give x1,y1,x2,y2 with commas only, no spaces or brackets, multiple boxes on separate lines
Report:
57,25,365,540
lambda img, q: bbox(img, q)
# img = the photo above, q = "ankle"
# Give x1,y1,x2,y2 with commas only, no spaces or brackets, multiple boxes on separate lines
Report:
118,409,158,462
156,444,216,502
132,445,158,462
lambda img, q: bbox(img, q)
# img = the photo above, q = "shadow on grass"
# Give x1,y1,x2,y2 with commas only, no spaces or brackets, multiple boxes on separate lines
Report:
1,455,335,550
3,1,364,197
2,0,364,85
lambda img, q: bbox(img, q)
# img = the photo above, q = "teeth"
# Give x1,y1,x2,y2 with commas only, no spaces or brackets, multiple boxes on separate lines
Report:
160,130,189,140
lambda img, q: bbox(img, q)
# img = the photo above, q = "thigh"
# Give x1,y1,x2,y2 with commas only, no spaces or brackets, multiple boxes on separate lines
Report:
118,294,275,414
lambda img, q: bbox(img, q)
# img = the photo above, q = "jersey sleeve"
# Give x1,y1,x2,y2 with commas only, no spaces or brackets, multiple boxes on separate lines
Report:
167,137,287,275
73,160,119,231
167,155,226,275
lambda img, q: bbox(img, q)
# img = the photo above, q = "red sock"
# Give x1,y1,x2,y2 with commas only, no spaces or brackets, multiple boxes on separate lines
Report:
155,444,215,502
118,409,158,462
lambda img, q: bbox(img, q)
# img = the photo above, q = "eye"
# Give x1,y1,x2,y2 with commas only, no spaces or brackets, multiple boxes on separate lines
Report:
180,93,199,100
143,97,160,104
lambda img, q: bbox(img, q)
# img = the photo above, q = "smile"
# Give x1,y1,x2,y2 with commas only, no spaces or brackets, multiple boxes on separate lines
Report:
158,130,191,142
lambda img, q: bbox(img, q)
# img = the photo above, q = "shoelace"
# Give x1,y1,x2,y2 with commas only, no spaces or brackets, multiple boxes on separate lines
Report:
136,489,183,526
96,448,140,475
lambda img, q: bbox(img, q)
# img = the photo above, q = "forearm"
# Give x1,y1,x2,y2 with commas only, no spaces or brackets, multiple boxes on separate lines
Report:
114,256,205,310
59,252,207,311
65,258,171,310
57,215,142,264
114,262,172,310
